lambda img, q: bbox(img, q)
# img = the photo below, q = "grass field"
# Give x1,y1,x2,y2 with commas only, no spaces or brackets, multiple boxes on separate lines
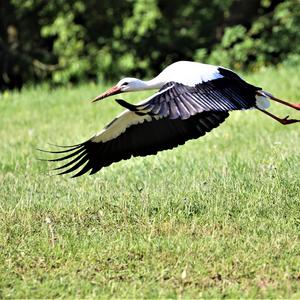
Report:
1,65,300,298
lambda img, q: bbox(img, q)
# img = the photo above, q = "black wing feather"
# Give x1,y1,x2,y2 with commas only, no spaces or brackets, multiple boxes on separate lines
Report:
45,111,229,176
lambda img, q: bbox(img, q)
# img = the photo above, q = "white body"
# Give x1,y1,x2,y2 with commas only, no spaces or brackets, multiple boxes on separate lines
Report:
149,61,223,86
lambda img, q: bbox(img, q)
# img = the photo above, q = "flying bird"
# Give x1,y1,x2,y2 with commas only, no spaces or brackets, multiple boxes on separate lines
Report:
41,61,300,177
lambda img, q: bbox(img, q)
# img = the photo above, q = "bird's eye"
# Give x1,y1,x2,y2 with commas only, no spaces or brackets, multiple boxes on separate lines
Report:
122,82,129,86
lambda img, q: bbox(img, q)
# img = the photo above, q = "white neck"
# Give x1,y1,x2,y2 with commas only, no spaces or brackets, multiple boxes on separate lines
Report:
142,77,165,90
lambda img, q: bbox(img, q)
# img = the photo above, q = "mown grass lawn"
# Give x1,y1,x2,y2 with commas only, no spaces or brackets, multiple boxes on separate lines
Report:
0,65,300,298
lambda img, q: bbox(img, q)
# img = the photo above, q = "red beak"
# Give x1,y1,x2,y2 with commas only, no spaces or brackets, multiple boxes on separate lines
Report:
92,85,122,102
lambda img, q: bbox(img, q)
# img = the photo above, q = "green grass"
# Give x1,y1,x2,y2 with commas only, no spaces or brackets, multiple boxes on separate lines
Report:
1,65,300,298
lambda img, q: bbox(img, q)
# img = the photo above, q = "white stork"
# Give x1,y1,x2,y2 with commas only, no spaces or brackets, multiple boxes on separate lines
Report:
41,61,300,177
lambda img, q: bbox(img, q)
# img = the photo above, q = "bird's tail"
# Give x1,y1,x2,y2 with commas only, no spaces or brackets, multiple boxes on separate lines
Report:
255,90,271,110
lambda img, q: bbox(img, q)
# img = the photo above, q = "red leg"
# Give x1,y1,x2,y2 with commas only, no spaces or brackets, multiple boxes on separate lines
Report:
259,91,300,110
257,108,300,125
270,96,300,110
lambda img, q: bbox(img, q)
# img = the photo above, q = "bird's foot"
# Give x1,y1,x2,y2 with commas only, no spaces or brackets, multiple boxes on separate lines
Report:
280,115,300,125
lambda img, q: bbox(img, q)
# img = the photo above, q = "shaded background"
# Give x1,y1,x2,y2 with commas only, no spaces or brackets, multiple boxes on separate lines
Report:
1,0,300,90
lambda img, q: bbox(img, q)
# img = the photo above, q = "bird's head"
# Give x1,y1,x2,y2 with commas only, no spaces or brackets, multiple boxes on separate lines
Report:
92,77,147,102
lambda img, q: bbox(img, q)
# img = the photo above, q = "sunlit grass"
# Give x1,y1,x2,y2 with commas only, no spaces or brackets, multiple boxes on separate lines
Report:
0,65,300,298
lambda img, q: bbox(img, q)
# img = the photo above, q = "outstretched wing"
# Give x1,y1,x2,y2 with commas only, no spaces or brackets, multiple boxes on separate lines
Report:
42,110,229,177
116,67,262,119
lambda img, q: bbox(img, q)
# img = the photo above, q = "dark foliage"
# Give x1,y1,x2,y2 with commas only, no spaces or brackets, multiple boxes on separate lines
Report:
0,0,300,90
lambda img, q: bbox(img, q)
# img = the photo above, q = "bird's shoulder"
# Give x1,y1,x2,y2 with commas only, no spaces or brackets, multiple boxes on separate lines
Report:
158,61,223,86
158,61,260,91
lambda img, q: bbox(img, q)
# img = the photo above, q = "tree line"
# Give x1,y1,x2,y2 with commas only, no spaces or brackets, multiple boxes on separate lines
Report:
1,0,300,90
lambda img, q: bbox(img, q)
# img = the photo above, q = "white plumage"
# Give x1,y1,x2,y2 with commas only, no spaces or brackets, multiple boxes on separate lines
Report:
93,111,153,143
154,61,224,85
